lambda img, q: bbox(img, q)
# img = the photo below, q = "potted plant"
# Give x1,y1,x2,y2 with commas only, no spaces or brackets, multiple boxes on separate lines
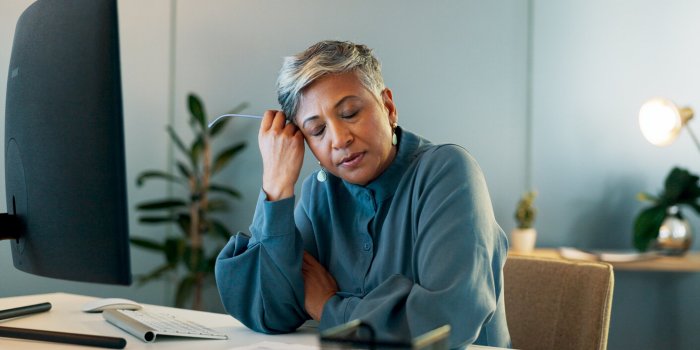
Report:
634,167,700,254
130,93,247,310
511,191,538,253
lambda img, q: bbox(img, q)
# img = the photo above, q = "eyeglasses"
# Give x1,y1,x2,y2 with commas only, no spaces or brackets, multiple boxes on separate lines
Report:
207,113,262,129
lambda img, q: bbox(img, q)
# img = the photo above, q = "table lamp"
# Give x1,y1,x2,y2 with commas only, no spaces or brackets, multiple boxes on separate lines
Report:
638,97,698,150
637,97,696,255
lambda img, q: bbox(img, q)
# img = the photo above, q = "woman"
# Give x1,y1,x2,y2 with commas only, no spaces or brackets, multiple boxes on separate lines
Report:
215,40,511,348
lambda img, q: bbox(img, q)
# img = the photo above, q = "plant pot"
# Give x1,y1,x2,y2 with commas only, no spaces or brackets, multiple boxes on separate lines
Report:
654,205,692,256
510,228,537,253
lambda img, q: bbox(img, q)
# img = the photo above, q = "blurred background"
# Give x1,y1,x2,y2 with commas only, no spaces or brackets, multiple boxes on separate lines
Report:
2,1,700,349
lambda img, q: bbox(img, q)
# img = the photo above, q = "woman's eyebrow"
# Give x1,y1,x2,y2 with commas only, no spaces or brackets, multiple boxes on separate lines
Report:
334,95,360,110
301,115,319,129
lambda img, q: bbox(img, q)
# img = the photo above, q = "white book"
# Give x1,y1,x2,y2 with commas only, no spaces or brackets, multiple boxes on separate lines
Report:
558,247,661,263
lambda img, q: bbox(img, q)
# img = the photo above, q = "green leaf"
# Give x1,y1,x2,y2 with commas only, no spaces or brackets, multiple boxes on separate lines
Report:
138,215,177,224
190,135,204,167
164,237,185,266
136,170,183,187
137,199,186,211
184,246,207,273
664,167,690,194
176,161,193,180
175,213,192,236
129,237,164,252
633,204,668,251
206,252,219,272
136,263,175,286
175,275,196,308
210,102,250,137
657,167,700,206
212,142,246,175
188,94,206,129
208,183,242,199
206,199,229,212
167,125,189,157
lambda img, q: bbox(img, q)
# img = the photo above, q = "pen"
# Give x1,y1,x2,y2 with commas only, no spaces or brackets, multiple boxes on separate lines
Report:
0,302,52,321
0,326,127,349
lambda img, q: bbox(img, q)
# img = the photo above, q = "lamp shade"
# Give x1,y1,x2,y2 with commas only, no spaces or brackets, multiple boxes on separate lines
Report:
639,97,691,146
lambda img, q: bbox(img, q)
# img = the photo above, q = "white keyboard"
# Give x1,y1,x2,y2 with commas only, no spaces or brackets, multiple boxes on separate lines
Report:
102,309,228,343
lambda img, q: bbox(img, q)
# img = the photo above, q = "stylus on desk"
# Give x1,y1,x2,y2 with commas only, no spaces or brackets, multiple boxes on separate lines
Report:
0,302,51,320
0,302,126,349
0,326,127,349
208,113,263,129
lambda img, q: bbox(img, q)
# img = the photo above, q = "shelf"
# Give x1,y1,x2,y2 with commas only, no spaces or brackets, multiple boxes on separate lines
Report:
509,248,700,272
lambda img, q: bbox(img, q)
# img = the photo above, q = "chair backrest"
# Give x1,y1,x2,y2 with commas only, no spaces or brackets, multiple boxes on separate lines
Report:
504,255,614,350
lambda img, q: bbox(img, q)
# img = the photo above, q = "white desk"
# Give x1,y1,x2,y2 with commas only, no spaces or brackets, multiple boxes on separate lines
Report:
0,293,318,349
0,293,501,349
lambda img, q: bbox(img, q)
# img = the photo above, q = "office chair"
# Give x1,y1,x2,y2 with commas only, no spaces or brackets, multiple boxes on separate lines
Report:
503,255,614,350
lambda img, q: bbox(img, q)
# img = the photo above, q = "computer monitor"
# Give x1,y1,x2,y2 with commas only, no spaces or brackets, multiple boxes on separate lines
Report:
1,0,131,285
0,0,132,347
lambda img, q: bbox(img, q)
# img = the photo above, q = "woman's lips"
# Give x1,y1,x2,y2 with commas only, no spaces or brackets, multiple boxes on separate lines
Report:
338,152,364,167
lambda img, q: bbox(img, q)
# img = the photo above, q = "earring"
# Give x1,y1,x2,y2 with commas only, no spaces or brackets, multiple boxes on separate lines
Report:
391,122,398,146
316,161,327,182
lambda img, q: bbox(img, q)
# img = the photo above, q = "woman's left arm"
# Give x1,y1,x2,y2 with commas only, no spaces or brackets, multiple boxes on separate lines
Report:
318,146,509,348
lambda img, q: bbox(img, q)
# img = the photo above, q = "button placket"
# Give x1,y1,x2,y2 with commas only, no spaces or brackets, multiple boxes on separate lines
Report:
353,188,376,296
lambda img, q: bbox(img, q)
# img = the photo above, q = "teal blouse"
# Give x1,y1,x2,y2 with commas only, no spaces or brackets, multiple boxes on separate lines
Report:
215,128,511,348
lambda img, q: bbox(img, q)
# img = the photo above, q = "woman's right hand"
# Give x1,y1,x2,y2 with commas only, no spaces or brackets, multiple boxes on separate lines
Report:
258,110,305,201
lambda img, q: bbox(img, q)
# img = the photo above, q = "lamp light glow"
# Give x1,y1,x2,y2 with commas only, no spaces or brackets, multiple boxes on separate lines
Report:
639,97,694,146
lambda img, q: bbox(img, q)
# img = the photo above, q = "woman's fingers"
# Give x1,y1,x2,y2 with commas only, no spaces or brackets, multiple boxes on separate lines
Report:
258,109,304,201
271,110,287,131
259,110,277,133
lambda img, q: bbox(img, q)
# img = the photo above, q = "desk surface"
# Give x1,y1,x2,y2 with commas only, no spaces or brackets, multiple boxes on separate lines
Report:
510,248,700,272
0,293,499,349
0,293,317,349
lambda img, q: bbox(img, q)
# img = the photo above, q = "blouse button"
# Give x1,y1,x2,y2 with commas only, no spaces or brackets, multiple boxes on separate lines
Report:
362,242,371,251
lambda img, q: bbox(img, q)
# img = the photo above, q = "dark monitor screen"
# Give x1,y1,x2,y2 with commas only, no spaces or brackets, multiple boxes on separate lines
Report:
3,0,131,285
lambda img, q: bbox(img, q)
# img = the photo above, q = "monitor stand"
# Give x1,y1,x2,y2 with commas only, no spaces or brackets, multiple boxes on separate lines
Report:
0,212,22,241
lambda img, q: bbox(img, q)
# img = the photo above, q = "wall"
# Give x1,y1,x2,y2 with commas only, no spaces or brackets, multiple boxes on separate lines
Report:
531,1,700,349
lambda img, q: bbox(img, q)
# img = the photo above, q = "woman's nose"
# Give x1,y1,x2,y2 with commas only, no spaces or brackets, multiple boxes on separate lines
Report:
328,123,353,149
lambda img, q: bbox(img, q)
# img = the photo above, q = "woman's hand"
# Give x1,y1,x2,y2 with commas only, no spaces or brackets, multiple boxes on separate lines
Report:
258,110,305,201
302,252,338,321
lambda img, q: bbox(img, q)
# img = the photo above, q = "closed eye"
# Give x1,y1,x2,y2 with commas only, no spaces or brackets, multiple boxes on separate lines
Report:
311,125,326,137
341,111,358,119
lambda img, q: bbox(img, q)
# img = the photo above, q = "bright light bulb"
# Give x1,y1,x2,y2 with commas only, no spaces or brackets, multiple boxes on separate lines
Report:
639,97,683,146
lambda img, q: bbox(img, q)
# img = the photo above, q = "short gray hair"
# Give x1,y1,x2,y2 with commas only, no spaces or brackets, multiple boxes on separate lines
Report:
276,40,385,122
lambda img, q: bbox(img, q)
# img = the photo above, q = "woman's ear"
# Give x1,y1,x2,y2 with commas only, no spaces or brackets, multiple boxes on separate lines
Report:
381,88,397,123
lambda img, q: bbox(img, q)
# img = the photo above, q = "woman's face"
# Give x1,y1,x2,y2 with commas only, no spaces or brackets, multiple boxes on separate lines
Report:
294,72,397,185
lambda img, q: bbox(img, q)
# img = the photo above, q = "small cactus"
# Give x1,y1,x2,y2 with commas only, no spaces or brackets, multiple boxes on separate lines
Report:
515,191,537,229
